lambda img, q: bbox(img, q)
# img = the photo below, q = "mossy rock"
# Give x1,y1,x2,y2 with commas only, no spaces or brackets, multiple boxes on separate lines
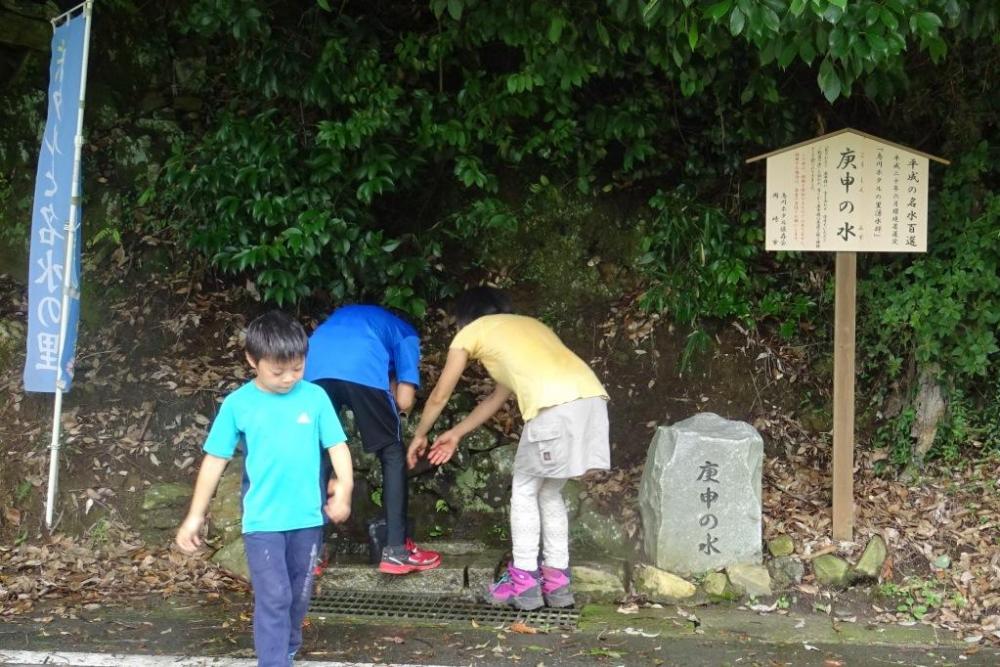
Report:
702,571,738,600
142,483,191,511
634,565,696,602
851,535,887,581
767,534,795,558
813,554,850,588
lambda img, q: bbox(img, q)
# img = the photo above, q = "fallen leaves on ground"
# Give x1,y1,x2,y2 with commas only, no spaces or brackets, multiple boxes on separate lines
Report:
0,528,245,616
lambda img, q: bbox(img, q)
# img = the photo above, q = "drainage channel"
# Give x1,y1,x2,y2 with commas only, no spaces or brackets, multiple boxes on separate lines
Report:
310,590,580,626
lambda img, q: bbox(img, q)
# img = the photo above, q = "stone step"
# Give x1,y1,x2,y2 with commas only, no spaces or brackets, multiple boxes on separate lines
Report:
315,550,501,600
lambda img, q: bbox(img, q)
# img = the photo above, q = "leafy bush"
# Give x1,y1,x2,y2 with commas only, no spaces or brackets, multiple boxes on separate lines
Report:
862,143,1000,462
141,0,996,317
861,143,999,383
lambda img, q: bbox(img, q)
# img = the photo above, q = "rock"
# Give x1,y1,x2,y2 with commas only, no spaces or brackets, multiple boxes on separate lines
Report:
0,9,51,51
570,561,627,603
931,554,951,570
726,563,772,597
172,95,204,113
767,556,805,591
634,565,696,603
851,535,887,581
463,427,500,452
142,483,190,511
317,551,499,600
561,479,583,518
909,366,945,463
211,537,249,580
767,535,795,558
702,572,737,600
208,458,243,541
138,482,192,544
571,497,635,560
139,90,168,114
813,554,850,588
173,56,207,92
639,413,764,574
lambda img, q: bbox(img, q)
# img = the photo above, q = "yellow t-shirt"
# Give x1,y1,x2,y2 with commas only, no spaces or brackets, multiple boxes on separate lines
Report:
450,314,608,420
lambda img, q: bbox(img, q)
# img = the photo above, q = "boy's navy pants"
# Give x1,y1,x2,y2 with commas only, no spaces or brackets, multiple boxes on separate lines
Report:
244,526,323,667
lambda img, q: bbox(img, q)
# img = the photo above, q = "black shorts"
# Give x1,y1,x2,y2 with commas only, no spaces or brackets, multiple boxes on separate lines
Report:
313,378,401,453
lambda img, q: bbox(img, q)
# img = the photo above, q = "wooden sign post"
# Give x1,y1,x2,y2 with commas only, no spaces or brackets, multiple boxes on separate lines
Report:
748,129,947,542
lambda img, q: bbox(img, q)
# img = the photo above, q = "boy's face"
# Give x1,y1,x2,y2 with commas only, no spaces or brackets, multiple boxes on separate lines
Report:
246,354,304,394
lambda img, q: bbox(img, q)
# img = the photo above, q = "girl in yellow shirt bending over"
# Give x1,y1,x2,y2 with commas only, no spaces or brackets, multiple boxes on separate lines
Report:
407,287,610,610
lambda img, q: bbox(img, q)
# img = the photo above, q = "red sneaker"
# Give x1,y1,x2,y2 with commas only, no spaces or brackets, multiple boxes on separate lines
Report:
378,542,442,575
312,556,328,577
406,538,441,567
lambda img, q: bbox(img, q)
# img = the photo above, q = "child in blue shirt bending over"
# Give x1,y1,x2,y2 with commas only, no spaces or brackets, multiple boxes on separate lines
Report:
305,304,440,574
176,310,353,667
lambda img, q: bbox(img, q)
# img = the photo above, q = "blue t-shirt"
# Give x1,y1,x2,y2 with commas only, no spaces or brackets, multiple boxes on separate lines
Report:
304,305,420,390
203,380,347,533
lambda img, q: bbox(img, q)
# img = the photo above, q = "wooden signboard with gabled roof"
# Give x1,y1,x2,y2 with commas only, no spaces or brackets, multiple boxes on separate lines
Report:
747,130,947,541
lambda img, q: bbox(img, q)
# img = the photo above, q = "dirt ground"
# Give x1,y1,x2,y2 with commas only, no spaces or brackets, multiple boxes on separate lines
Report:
0,254,808,545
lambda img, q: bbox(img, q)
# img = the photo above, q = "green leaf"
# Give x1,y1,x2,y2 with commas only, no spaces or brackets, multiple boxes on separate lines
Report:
595,21,610,47
789,0,806,17
641,0,663,25
880,7,898,30
778,41,798,68
762,7,780,32
447,0,462,21
829,0,847,10
705,0,733,21
799,38,816,64
316,0,331,11
688,22,699,49
866,32,888,56
829,27,848,58
548,16,565,43
729,7,746,35
911,11,942,34
818,58,842,102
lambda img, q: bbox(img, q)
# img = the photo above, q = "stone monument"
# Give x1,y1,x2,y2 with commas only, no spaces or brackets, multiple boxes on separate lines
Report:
639,413,763,574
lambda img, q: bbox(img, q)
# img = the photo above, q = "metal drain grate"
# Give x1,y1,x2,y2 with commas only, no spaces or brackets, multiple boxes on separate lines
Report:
310,590,579,626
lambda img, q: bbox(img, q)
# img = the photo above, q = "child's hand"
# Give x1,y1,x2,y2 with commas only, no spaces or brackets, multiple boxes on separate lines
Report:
175,514,204,554
428,430,461,466
324,496,351,523
325,479,352,523
406,435,429,469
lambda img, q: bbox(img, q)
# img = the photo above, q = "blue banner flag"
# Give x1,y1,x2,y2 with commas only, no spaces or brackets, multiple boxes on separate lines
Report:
24,14,87,393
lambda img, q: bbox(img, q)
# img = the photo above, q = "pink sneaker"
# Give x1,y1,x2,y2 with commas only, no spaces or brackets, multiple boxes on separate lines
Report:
540,565,574,608
487,565,543,610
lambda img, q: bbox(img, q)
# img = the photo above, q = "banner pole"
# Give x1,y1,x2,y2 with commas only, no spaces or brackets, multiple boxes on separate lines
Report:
45,0,94,531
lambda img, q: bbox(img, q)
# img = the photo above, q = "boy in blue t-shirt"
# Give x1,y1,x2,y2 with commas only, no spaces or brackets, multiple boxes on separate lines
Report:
305,304,439,574
176,310,352,667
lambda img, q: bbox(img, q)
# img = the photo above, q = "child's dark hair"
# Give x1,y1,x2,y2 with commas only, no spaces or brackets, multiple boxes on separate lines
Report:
245,310,308,362
452,287,514,328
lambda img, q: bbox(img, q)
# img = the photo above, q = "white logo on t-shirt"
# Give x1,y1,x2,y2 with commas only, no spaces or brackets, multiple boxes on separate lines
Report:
297,412,312,425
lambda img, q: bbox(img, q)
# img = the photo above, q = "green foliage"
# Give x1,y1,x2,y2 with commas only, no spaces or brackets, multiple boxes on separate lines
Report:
980,381,1000,453
862,150,1000,384
637,0,995,102
153,110,439,312
141,0,995,317
14,479,32,504
878,577,947,620
873,406,916,468
637,185,764,324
